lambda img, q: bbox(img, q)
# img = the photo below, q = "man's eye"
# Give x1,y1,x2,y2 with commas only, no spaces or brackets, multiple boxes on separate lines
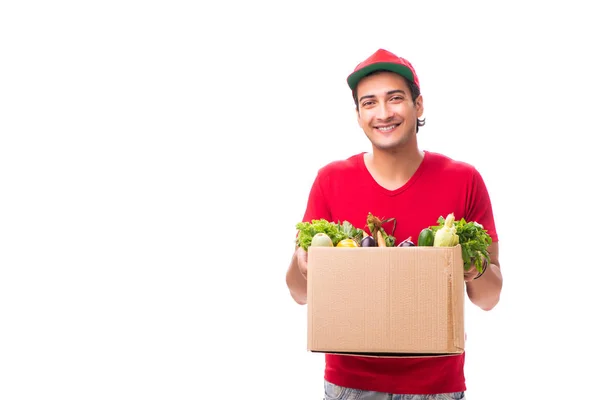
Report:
362,101,374,107
390,96,403,101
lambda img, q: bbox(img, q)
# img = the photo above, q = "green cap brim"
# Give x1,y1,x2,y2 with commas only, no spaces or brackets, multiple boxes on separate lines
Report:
347,62,415,91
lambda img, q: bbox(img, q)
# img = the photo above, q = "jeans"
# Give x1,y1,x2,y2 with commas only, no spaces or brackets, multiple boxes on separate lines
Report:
323,380,465,400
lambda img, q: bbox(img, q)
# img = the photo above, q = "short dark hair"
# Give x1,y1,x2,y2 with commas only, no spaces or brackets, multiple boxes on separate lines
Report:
352,71,426,132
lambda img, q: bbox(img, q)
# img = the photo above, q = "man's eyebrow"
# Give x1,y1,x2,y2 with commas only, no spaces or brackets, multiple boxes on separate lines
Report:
387,89,406,96
358,94,375,103
358,90,407,103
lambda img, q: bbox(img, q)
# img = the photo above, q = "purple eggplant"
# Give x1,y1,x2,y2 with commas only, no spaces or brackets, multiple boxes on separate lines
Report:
360,236,376,247
397,236,416,247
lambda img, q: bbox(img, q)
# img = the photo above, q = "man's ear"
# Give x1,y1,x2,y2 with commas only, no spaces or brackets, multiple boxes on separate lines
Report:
415,95,424,118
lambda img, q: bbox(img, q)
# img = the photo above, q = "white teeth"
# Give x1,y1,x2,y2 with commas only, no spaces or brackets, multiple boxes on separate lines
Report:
377,125,397,132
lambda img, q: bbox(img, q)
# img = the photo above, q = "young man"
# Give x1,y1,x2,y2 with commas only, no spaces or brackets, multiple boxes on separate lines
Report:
285,49,503,399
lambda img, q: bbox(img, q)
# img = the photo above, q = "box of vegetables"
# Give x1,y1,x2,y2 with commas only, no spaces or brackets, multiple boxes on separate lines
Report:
296,212,492,357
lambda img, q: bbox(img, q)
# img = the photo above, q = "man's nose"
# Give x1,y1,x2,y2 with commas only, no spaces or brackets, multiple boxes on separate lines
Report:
376,103,393,120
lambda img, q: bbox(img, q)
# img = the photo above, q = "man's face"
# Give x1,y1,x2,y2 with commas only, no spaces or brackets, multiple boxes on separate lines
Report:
355,71,423,151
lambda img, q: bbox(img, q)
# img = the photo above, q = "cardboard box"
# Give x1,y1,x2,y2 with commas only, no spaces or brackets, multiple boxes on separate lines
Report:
307,245,465,357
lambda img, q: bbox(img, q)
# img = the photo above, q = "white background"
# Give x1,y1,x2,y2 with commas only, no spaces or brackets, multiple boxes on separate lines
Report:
1,1,598,399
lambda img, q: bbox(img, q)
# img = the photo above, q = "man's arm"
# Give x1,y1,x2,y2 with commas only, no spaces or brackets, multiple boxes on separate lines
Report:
286,168,330,306
465,241,503,311
286,247,308,305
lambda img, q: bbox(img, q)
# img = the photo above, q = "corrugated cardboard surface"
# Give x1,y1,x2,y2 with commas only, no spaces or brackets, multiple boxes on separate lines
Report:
307,245,464,357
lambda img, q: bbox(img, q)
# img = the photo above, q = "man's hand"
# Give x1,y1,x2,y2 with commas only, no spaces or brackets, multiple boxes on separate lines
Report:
464,264,479,283
287,247,310,304
464,258,488,283
296,247,308,280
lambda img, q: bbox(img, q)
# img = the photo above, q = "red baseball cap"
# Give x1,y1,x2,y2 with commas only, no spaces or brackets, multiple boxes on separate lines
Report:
347,49,420,92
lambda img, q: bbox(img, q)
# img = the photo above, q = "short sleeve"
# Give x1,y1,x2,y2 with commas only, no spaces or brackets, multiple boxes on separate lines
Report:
466,168,498,242
302,169,332,223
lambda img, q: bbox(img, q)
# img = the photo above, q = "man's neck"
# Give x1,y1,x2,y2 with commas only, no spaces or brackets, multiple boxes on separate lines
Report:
364,146,424,191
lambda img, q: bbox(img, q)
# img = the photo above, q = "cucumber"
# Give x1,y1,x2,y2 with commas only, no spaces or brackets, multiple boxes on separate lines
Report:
417,228,435,246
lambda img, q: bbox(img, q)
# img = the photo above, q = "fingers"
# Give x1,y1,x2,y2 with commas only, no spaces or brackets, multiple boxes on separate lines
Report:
464,264,478,283
297,248,308,279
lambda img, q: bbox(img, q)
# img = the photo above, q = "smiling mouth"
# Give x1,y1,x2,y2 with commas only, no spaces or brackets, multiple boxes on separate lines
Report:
375,124,399,133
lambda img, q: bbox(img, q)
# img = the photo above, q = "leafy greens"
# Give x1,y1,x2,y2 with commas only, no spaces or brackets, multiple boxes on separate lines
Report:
295,219,365,250
431,216,492,272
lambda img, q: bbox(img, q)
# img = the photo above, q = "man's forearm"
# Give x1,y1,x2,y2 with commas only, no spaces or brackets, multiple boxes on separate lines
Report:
286,256,308,305
466,262,503,311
